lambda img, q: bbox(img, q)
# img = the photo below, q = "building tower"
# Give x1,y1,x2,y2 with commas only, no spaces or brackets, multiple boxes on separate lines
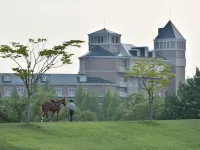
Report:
88,28,121,54
154,20,186,93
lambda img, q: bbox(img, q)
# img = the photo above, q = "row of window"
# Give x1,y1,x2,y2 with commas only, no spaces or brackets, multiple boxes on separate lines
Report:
154,41,186,49
89,36,120,44
3,87,87,97
1,74,50,82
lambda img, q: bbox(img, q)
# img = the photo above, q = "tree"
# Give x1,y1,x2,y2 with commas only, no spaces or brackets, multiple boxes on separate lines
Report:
125,57,175,120
108,92,120,119
10,87,26,121
81,92,90,111
0,38,84,123
176,67,200,119
89,93,102,120
10,87,20,101
162,93,182,119
75,85,85,107
102,90,112,120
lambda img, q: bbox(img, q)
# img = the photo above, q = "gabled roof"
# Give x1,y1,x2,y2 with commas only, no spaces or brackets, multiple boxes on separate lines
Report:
88,28,121,36
82,45,115,57
155,20,185,40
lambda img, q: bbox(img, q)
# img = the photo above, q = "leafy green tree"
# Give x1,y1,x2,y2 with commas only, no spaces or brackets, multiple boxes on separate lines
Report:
0,38,84,123
9,87,26,121
176,67,200,119
75,85,85,107
81,92,90,111
102,90,112,120
125,57,175,120
42,82,56,94
90,93,102,120
109,92,120,119
123,93,146,109
162,93,182,119
10,87,19,101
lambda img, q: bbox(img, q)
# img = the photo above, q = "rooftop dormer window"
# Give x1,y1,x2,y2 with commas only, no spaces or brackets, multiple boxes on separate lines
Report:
79,75,87,82
3,74,11,82
98,37,103,43
42,75,50,82
112,36,119,43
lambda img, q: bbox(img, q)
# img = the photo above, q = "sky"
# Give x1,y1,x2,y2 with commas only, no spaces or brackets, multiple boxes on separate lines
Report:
0,0,199,78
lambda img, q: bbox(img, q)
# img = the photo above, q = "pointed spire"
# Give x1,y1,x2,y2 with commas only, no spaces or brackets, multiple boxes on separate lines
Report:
155,20,185,40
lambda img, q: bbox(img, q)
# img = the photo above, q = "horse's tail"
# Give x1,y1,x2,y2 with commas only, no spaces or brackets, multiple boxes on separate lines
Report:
39,105,44,116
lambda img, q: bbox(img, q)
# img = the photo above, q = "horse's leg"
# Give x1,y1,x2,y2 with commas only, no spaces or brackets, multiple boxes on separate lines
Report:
56,110,59,122
51,111,55,122
40,112,45,123
45,111,50,122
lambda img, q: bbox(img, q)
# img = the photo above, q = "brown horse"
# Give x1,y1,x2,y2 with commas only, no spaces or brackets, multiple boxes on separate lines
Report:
39,97,66,122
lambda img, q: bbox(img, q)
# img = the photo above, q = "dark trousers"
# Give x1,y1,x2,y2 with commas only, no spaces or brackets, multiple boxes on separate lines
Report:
69,110,74,122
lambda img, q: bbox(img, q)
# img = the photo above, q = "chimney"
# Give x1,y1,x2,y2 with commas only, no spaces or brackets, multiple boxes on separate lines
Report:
158,28,163,35
137,49,141,57
145,47,149,57
152,51,156,57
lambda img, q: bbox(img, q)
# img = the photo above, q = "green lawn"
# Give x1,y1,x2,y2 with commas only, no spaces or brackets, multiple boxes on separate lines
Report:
0,120,200,150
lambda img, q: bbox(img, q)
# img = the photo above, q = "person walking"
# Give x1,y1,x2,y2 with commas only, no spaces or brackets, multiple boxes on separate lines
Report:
67,100,76,122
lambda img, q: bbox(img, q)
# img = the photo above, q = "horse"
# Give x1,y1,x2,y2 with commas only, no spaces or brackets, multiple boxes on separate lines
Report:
39,97,66,122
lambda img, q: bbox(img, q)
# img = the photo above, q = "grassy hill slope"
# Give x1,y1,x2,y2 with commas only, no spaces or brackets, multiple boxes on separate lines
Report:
0,120,200,150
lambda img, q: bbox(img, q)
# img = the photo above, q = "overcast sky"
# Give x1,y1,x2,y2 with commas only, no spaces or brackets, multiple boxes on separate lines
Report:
0,0,199,78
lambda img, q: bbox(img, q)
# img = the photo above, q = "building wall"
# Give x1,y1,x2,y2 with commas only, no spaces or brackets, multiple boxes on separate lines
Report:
156,49,186,93
79,59,86,74
0,84,117,99
85,58,116,70
86,72,117,83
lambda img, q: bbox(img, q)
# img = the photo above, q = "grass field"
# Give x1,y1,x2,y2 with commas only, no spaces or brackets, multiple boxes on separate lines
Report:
0,120,200,150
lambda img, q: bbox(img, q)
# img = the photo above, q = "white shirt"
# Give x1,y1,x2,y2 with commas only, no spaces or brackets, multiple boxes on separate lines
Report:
67,102,76,111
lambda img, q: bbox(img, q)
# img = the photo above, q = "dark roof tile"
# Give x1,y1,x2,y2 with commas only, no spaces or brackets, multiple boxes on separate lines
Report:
84,45,115,57
155,20,185,40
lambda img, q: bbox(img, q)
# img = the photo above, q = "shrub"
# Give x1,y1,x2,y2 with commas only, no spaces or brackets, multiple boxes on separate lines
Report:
80,110,97,121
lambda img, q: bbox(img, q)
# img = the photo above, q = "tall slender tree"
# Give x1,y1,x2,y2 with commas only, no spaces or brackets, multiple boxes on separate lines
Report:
102,90,112,120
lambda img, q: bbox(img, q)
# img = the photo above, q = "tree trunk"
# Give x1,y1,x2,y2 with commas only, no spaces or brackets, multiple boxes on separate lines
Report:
26,94,31,123
149,101,153,120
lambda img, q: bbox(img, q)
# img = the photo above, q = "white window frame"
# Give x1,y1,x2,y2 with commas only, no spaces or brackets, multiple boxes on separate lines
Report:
42,75,49,82
55,88,63,97
80,76,87,82
3,75,11,82
68,88,75,97
4,87,12,97
83,88,87,93
17,87,24,96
